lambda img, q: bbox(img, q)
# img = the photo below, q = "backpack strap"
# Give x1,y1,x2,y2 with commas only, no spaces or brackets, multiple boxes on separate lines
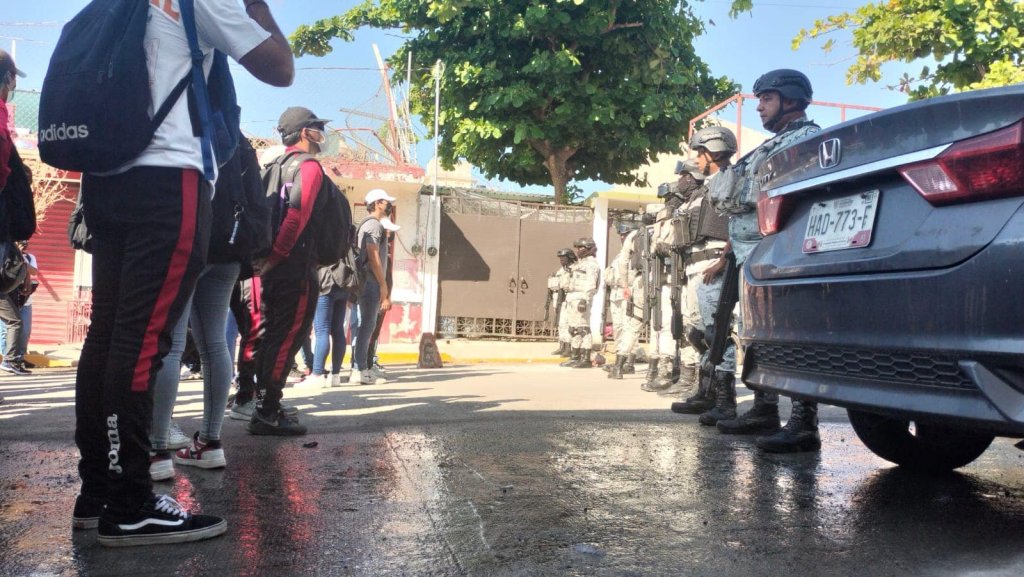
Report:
178,0,215,182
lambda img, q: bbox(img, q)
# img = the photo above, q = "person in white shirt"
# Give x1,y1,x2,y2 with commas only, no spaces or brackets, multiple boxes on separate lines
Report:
71,0,294,548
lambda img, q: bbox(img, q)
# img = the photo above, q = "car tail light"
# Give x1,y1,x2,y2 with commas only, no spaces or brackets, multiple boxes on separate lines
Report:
758,188,791,236
899,120,1024,205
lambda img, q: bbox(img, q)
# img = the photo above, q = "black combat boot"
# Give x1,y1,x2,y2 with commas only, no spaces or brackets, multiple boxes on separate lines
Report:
671,366,715,414
642,357,659,389
572,348,593,368
560,349,580,367
698,372,738,426
602,352,616,372
560,342,573,357
756,400,821,453
716,391,782,435
608,356,627,379
641,357,674,392
622,354,636,374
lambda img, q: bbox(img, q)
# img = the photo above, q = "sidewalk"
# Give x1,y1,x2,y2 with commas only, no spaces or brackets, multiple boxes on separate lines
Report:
23,338,580,368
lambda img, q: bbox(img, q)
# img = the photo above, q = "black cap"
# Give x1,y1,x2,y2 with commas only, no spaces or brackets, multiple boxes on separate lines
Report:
0,49,26,79
277,107,330,137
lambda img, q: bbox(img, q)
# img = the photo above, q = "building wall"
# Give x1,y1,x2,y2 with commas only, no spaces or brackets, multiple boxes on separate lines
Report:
26,188,79,348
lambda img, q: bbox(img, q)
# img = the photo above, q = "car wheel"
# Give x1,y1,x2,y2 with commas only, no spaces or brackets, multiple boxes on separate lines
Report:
847,409,995,472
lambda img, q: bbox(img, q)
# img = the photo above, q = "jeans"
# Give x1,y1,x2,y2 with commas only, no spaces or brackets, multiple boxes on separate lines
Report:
347,302,361,369
225,310,239,368
0,296,23,363
151,261,240,448
0,304,31,358
313,287,349,375
354,279,381,371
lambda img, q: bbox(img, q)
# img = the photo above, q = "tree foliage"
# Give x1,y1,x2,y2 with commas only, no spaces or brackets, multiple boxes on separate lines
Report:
291,0,735,203
790,0,1024,100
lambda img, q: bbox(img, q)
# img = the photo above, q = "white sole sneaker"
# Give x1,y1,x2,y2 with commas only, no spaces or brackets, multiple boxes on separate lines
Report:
173,447,227,469
149,458,175,481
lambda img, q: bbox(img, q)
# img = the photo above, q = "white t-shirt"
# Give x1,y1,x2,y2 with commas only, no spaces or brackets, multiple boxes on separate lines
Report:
23,253,37,307
120,0,270,179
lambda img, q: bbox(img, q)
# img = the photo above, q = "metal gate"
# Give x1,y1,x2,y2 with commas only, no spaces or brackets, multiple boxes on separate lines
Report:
438,195,592,339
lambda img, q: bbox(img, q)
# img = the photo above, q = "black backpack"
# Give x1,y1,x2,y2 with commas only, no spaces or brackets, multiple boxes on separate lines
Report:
0,148,36,242
318,249,359,295
0,242,27,295
261,151,353,267
208,139,271,268
67,193,92,253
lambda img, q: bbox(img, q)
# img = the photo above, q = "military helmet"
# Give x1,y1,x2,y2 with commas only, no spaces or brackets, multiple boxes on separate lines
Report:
678,159,706,180
689,126,737,155
753,69,813,103
616,221,638,236
556,248,576,259
573,237,597,250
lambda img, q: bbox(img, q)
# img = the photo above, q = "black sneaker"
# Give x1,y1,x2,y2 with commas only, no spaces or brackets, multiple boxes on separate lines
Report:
72,494,105,530
247,408,307,436
97,494,226,547
0,361,30,376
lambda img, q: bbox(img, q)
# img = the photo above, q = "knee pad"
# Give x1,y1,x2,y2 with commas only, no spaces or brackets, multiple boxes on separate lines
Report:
686,326,708,354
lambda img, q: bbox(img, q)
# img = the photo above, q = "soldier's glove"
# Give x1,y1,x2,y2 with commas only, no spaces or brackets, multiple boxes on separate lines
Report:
577,301,587,313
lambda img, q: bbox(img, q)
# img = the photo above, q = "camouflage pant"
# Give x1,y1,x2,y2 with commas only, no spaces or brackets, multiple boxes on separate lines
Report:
567,297,592,350
557,301,571,343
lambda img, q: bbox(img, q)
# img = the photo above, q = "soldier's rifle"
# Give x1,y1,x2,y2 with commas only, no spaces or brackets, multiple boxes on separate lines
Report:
707,251,739,367
668,246,686,342
543,287,554,323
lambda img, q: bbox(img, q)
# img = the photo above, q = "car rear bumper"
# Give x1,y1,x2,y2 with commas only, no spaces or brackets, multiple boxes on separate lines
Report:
740,211,1024,436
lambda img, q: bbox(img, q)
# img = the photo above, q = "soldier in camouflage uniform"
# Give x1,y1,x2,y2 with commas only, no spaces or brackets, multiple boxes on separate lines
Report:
549,248,577,357
642,180,692,392
608,226,646,379
605,222,641,377
705,69,822,453
668,133,734,418
560,237,601,369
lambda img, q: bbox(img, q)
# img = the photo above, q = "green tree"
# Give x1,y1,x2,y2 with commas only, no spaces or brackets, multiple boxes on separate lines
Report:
789,0,1024,100
291,0,734,204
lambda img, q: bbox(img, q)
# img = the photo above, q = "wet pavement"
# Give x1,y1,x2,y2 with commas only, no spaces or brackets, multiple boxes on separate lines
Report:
3,365,1024,576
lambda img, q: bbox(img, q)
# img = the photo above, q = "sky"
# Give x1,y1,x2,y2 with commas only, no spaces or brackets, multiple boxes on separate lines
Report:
2,0,918,195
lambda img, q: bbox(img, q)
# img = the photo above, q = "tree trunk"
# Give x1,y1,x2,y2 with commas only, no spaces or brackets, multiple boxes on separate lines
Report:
532,140,577,204
546,153,570,205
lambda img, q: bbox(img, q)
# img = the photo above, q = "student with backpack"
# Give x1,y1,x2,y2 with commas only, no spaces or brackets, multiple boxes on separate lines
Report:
249,106,349,436
53,0,294,548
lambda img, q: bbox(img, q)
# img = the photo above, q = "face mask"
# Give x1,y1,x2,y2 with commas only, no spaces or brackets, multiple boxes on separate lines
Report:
306,127,326,145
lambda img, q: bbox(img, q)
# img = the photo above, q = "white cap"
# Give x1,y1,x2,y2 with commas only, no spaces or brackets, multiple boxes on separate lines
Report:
381,216,401,232
365,188,397,204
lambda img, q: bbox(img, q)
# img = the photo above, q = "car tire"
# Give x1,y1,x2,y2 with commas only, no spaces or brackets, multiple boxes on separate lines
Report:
847,409,995,472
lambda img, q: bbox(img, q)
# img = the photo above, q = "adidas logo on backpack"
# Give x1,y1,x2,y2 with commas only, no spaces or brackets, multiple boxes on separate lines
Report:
38,123,91,143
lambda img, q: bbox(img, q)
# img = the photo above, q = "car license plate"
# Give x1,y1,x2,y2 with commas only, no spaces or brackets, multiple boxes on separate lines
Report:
802,190,879,253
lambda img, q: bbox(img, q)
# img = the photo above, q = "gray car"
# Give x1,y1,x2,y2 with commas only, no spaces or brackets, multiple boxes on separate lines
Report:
739,84,1024,472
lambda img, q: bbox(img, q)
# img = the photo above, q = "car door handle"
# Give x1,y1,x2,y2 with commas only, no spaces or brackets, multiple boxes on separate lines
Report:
520,278,528,293
509,277,517,293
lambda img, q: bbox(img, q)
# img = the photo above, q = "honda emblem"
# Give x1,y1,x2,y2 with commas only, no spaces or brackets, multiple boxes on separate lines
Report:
819,138,841,169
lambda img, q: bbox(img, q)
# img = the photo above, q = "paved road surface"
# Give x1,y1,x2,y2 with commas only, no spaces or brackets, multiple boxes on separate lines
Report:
2,365,1024,576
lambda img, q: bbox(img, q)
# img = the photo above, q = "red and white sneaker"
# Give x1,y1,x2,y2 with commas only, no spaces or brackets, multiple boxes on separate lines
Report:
172,432,226,469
